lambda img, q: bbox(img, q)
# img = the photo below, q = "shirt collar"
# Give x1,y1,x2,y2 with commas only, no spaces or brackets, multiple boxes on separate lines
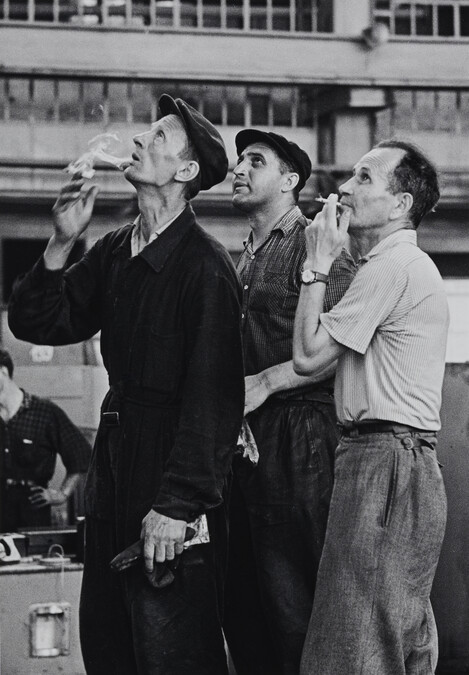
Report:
359,228,417,264
243,205,302,249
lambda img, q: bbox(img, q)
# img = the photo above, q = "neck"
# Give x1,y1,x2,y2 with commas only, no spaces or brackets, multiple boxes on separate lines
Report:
0,382,23,422
247,202,296,248
350,220,413,258
136,184,187,242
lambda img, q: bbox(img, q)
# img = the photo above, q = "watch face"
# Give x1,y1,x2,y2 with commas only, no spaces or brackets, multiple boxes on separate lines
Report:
301,269,316,284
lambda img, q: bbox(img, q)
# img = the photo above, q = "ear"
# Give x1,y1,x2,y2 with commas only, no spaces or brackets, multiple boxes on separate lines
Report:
281,172,300,194
390,192,413,221
174,160,200,185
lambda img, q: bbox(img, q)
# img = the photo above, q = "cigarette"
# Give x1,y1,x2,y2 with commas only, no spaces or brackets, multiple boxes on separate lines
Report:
315,196,344,212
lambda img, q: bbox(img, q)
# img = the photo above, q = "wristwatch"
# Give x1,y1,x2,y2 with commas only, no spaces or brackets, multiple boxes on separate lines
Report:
301,268,329,285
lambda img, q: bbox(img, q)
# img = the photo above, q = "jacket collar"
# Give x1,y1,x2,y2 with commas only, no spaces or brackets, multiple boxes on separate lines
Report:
113,204,196,273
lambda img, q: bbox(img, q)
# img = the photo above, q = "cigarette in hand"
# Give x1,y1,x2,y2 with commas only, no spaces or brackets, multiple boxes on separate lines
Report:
315,196,344,212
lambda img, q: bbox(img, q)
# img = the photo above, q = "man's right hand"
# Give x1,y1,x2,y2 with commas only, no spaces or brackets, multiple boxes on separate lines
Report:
52,176,99,245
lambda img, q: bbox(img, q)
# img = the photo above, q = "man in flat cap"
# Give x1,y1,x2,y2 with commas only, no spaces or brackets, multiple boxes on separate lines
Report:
223,130,356,674
8,95,244,675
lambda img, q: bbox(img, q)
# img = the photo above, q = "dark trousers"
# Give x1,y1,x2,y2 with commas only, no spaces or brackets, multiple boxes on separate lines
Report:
224,399,338,675
1,483,51,531
80,517,229,675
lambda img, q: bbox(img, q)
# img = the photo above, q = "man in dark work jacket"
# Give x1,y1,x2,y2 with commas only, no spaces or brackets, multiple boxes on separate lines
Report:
8,95,244,675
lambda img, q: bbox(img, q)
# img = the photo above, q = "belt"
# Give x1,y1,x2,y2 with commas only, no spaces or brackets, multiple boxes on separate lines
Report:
5,479,35,488
340,421,429,437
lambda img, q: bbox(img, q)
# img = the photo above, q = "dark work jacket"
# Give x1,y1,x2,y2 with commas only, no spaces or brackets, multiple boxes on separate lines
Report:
8,205,245,547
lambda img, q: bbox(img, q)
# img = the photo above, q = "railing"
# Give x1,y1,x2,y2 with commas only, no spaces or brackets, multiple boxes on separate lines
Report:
373,0,469,37
0,0,333,31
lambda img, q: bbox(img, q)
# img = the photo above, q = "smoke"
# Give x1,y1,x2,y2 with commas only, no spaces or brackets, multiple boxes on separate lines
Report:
65,132,132,178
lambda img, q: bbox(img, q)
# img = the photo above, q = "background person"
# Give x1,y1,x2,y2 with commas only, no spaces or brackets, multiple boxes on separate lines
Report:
223,129,356,675
8,95,244,675
0,347,91,532
293,140,449,675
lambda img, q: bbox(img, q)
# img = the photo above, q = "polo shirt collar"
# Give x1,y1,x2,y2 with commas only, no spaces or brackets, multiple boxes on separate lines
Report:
244,205,302,248
360,228,417,263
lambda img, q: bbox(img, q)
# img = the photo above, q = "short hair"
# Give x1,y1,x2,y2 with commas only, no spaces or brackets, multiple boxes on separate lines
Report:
277,155,300,204
179,137,202,201
375,139,440,228
0,348,14,378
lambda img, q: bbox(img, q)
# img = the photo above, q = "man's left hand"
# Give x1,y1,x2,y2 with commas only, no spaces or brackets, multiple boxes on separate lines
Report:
29,486,67,508
141,510,187,573
244,373,270,415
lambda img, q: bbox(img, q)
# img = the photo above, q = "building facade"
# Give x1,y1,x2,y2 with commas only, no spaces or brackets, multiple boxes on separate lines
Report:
1,1,469,672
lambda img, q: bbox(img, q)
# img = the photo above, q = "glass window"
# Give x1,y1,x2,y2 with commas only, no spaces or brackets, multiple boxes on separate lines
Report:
181,0,197,27
8,79,31,121
395,3,411,34
437,4,454,36
33,79,56,121
272,0,290,31
459,91,469,133
0,79,5,118
298,89,314,126
203,0,220,28
435,90,456,131
132,82,153,123
460,6,469,36
108,82,129,122
393,89,414,129
416,90,436,131
132,0,150,25
251,0,267,30
226,86,245,125
272,87,292,125
227,0,243,29
375,0,390,9
203,85,224,125
250,93,269,125
317,0,333,32
59,80,81,121
415,4,433,35
296,0,311,31
83,81,105,123
8,0,28,20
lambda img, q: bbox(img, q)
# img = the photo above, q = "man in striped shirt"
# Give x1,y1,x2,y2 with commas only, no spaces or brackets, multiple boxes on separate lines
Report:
293,140,449,675
223,130,356,675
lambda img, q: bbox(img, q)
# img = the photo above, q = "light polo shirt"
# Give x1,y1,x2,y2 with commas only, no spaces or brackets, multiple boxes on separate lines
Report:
320,229,449,430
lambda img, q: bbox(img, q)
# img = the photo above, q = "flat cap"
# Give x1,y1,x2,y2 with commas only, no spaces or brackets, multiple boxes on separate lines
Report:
158,94,228,191
235,129,312,192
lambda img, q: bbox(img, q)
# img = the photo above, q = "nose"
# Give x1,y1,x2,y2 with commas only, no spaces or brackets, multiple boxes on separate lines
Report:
133,131,148,148
339,176,353,195
233,159,246,177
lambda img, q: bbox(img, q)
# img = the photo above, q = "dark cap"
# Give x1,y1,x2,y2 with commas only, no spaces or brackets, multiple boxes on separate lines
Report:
157,94,228,191
235,129,312,192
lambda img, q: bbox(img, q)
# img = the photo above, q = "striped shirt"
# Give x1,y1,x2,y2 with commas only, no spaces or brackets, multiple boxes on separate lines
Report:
238,206,356,385
320,229,449,430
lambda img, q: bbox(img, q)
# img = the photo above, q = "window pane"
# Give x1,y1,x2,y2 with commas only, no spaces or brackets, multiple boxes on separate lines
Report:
8,0,28,20
459,92,469,133
108,82,128,122
227,0,243,29
393,89,413,129
178,84,202,111
298,89,314,126
251,0,267,29
250,94,269,125
272,87,292,126
317,0,333,32
8,79,30,121
296,0,311,31
132,82,153,123
415,4,433,35
155,0,174,26
59,80,80,121
35,0,54,21
435,91,456,131
203,86,223,125
33,79,56,121
416,90,435,131
226,86,245,125
203,0,220,28
395,3,411,34
181,0,197,27
437,5,454,36
0,79,5,118
460,6,469,36
83,81,105,122
375,0,390,9
273,0,290,31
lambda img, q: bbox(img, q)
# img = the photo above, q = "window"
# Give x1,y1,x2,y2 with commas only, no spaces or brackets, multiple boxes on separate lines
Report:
373,0,469,37
8,79,31,121
33,80,57,122
59,81,81,122
107,81,129,123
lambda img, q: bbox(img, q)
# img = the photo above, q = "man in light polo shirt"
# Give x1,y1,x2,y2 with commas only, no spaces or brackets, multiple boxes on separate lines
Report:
293,139,449,675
